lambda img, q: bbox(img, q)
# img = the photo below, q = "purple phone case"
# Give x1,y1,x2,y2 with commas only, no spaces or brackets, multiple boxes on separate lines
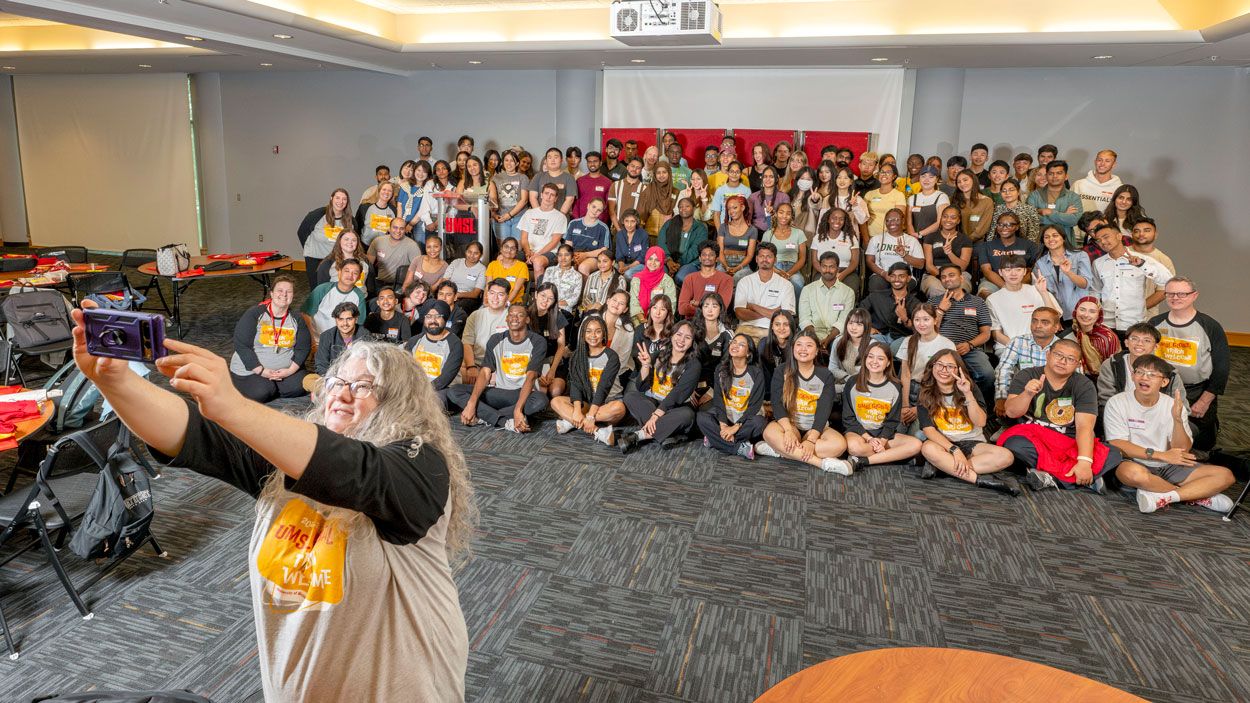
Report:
83,308,168,363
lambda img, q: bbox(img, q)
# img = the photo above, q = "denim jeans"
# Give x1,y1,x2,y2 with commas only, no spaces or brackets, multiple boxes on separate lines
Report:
624,263,645,279
960,349,996,405
495,212,523,245
675,262,701,285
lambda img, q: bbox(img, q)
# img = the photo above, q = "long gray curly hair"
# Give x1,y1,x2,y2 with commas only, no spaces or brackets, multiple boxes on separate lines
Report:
300,341,477,558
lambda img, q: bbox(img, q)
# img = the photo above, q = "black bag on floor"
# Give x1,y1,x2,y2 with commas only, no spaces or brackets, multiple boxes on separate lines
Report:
32,691,213,703
68,425,156,563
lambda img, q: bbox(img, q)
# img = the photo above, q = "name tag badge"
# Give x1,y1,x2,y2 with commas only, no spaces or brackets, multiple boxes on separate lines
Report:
963,307,977,316
763,289,780,303
633,244,643,252
871,197,882,202
377,251,386,258
785,242,797,249
466,274,477,281
831,303,845,311
738,239,749,247
506,275,517,282
911,206,922,212
1047,203,1055,209
970,215,980,221
704,284,716,293
595,186,605,193
1057,398,1072,407
1127,418,1147,429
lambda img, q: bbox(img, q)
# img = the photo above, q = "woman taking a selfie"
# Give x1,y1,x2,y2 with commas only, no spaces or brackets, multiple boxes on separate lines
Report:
70,313,475,701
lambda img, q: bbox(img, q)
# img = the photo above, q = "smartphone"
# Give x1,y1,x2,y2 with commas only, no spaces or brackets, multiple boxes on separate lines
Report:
83,309,168,363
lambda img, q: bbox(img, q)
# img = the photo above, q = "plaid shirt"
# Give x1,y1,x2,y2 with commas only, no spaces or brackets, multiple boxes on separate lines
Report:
995,333,1056,399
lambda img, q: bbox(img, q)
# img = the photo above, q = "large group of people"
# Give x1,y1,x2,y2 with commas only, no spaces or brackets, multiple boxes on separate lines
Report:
265,133,1236,514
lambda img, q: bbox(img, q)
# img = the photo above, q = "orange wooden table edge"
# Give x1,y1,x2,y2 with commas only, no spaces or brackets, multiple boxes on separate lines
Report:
754,647,1148,703
137,256,294,277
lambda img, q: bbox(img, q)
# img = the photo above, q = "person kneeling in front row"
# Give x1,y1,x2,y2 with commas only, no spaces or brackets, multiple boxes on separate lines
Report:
997,338,1122,492
1105,354,1234,514
448,304,548,432
915,349,1018,495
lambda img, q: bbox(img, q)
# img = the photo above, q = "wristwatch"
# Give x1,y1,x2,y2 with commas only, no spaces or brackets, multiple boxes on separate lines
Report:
1145,447,1155,459
948,444,960,455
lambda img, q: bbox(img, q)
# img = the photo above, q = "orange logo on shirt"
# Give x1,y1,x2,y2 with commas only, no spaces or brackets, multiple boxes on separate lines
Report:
588,366,603,391
414,346,443,378
855,395,892,424
369,213,391,232
724,381,751,412
651,373,674,399
1156,336,1197,367
796,388,819,415
258,324,295,348
323,225,342,241
501,353,530,376
933,405,972,434
256,499,347,612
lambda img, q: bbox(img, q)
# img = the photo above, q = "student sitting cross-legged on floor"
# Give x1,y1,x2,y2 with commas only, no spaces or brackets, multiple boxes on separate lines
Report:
1105,354,1234,514
448,303,548,432
753,329,851,473
695,332,767,459
841,341,924,472
915,349,1019,495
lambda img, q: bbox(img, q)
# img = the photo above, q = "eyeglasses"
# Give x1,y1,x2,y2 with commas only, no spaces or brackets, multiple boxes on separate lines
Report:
933,363,958,372
1131,369,1164,380
319,377,376,399
1163,291,1195,298
1051,352,1080,364
997,222,1019,228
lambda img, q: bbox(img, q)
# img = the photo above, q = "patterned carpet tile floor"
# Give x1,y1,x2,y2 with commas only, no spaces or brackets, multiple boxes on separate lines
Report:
0,252,1248,702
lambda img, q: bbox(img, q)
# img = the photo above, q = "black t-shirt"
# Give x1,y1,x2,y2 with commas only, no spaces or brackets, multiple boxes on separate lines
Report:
923,232,973,271
1006,366,1097,438
364,311,412,343
534,311,570,356
977,238,1040,274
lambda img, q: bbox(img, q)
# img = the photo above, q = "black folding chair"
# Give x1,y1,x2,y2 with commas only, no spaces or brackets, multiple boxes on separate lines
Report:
0,290,74,387
35,246,89,264
0,417,166,660
67,271,142,310
121,248,170,316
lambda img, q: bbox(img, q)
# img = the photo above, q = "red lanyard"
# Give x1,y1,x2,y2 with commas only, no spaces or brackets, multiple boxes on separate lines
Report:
266,304,288,348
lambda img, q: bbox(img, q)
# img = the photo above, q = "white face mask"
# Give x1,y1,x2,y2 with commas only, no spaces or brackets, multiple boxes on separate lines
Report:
797,179,813,192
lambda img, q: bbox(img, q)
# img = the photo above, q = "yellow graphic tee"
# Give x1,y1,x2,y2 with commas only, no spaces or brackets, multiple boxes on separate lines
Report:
255,499,348,612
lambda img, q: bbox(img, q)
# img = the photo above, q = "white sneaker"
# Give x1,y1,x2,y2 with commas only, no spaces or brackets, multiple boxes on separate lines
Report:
555,419,574,434
502,419,518,433
594,425,615,446
821,457,854,476
1187,494,1235,513
754,441,780,458
1136,488,1174,514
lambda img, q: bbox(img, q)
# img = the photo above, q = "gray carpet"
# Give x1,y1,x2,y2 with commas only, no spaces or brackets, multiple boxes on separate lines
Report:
1,251,1249,702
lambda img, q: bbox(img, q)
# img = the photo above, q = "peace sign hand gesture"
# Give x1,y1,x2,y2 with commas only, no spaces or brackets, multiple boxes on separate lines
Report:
954,366,973,394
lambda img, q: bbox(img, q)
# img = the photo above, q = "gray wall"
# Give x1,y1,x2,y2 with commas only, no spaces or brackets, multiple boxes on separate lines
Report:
911,66,1250,332
0,75,28,245
196,69,598,258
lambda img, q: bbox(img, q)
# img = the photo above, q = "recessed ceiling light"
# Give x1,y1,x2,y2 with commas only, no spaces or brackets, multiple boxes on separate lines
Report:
870,57,889,62
1,66,15,70
631,59,646,63
138,64,152,68
1092,55,1113,59
468,60,482,65
184,36,203,41
260,63,273,66
272,33,293,39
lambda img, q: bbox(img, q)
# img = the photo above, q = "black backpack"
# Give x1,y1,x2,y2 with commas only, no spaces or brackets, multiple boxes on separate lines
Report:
68,424,156,563
2,290,72,348
32,692,213,703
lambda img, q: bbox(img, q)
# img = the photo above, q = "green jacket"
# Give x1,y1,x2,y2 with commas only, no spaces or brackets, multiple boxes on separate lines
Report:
657,218,709,268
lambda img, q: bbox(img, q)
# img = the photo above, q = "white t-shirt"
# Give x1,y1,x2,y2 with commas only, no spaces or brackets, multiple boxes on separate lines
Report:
987,286,1046,353
895,334,957,376
866,233,923,271
733,272,796,329
1104,390,1191,468
810,234,860,271
518,208,569,254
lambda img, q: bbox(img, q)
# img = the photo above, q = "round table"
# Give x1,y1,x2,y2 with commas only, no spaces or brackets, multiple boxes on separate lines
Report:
138,255,294,336
755,647,1147,702
10,400,54,445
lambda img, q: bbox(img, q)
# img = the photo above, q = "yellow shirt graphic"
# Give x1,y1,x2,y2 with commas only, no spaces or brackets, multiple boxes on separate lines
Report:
501,353,530,377
724,381,751,413
651,373,674,399
588,366,603,391
414,346,443,378
258,324,295,348
855,395,892,424
1156,336,1197,367
369,213,391,232
323,225,342,241
933,405,973,434
255,499,347,612
796,387,819,415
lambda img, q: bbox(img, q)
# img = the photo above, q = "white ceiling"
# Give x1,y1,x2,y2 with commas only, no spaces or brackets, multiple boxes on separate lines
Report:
0,0,1247,74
